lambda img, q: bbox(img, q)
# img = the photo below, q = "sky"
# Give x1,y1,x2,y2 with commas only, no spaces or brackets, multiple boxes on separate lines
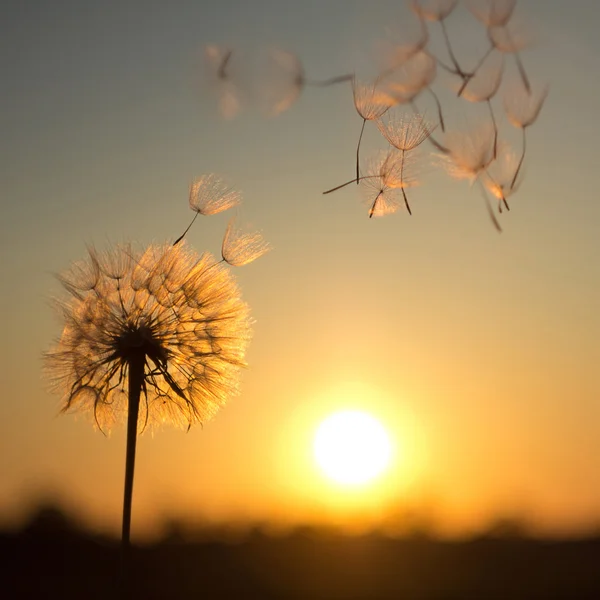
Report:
1,0,600,541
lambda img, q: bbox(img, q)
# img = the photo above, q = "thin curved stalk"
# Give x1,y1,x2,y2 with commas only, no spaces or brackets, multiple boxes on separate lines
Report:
173,212,199,246
306,74,353,87
323,174,379,195
511,127,526,189
399,150,412,215
356,118,367,183
427,87,446,132
457,46,493,97
440,20,467,78
487,99,498,159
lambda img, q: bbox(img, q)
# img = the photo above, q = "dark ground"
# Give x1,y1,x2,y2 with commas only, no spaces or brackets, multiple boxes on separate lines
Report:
2,506,600,599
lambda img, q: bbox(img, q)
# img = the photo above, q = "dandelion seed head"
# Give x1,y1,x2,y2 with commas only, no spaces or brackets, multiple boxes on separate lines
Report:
44,242,251,433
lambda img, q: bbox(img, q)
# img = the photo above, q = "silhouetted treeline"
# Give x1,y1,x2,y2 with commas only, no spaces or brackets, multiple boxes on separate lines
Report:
2,504,600,599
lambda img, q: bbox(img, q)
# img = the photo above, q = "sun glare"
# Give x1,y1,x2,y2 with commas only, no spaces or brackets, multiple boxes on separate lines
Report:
313,410,392,486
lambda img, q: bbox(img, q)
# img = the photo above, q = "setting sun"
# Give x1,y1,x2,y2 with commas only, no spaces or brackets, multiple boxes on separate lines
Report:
313,410,393,486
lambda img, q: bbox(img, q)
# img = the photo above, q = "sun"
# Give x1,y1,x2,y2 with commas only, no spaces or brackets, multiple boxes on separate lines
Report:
313,410,392,486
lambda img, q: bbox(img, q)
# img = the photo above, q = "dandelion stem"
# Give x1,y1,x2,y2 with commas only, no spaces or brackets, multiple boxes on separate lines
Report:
120,352,145,597
356,118,367,183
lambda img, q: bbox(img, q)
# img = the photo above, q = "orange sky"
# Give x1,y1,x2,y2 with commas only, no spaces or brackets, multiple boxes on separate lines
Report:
1,0,600,541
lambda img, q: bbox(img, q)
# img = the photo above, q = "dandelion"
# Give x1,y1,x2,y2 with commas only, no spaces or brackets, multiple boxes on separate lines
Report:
44,241,251,587
352,77,394,183
174,174,241,245
504,80,548,188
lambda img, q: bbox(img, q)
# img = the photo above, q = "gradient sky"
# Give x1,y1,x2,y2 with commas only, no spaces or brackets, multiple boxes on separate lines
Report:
1,0,599,540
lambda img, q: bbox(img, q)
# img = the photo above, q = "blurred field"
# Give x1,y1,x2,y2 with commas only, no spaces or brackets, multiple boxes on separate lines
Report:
2,504,600,599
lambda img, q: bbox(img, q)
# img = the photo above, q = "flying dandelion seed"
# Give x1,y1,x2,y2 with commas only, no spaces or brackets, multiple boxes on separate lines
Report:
457,51,504,157
352,77,394,183
174,174,241,245
204,44,243,119
482,142,522,212
259,48,352,117
221,216,271,267
504,79,548,188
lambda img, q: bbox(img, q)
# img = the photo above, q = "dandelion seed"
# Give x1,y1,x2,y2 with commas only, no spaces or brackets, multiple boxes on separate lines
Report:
362,149,422,218
457,51,504,157
380,50,447,132
221,217,271,267
488,19,532,92
504,80,548,188
174,175,241,245
482,143,522,212
465,0,517,27
377,111,435,151
352,77,394,182
410,0,459,22
377,15,429,77
410,0,469,81
324,149,419,217
442,121,496,184
259,48,352,116
204,45,242,119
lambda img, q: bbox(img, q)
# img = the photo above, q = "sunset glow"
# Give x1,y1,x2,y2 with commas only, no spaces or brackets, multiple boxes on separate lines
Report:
313,410,393,486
